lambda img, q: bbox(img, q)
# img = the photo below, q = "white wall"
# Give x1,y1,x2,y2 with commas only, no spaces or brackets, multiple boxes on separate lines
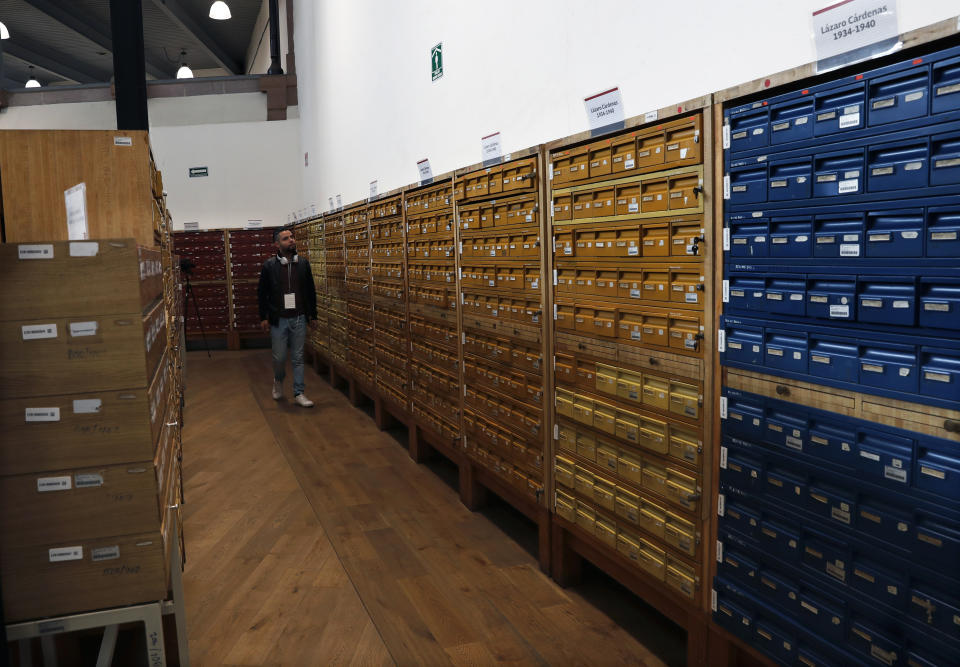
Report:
295,0,959,208
0,93,302,231
151,118,302,231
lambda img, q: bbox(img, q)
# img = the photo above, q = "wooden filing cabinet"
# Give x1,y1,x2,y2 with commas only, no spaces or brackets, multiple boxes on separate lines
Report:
547,101,716,612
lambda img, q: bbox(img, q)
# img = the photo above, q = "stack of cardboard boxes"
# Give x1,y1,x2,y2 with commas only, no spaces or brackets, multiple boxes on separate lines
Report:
0,129,185,623
0,240,183,621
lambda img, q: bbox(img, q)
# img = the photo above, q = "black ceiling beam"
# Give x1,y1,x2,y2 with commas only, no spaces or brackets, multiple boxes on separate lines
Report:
148,0,242,75
111,0,149,130
4,40,103,84
23,0,177,80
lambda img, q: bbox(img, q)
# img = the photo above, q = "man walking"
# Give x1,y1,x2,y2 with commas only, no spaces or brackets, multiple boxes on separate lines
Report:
258,228,317,407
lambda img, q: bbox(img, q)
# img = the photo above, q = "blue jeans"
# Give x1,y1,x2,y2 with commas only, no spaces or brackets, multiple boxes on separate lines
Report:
271,315,306,395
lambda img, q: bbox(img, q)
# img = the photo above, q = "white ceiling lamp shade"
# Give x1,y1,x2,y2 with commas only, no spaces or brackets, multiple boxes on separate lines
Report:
0,21,10,39
176,50,193,79
209,1,231,20
25,66,40,88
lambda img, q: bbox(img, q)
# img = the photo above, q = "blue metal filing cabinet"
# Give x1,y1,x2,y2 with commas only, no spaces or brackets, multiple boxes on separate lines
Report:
718,42,960,667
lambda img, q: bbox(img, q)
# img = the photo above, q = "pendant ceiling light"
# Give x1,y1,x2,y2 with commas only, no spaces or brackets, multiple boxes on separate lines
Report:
25,66,40,88
176,51,193,79
0,21,10,40
209,1,231,20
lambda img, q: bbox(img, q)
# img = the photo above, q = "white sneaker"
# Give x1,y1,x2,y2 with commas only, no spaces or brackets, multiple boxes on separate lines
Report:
272,380,282,400
294,394,314,408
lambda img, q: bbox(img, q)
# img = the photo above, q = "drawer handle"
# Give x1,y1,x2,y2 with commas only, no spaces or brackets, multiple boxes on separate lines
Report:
578,343,586,351
775,385,790,396
945,419,960,434
648,357,659,366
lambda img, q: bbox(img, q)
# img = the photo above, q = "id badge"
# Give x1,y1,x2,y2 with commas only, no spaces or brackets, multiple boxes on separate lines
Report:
284,293,296,309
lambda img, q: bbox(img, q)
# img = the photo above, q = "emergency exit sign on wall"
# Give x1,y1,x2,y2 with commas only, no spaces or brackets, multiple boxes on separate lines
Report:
431,43,443,81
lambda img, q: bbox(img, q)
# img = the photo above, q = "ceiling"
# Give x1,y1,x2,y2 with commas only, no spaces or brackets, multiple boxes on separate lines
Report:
0,0,265,88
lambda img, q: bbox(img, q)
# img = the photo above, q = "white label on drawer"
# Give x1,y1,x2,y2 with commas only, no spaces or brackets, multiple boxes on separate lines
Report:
901,231,919,239
840,244,860,256
75,473,104,488
685,293,698,303
720,396,728,419
645,110,658,123
625,159,635,169
931,231,958,241
872,166,894,176
924,302,950,312
793,351,803,360
883,466,907,483
22,324,58,340
899,367,910,377
38,476,72,492
768,347,783,356
91,546,120,562
716,540,724,563
904,161,923,171
838,179,858,193
717,493,725,517
829,304,850,318
790,293,803,301
718,329,726,352
49,546,83,562
935,158,960,168
69,241,99,257
114,136,133,146
920,465,946,479
786,436,803,450
26,407,60,422
723,175,731,200
19,244,54,260
924,371,951,383
722,124,731,149
69,321,98,337
892,300,909,309
722,280,730,303
861,299,882,308
838,112,859,128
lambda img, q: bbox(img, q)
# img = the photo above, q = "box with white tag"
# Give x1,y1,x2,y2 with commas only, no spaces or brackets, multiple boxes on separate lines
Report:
0,298,167,400
0,349,172,475
0,130,163,249
0,240,163,322
0,519,173,623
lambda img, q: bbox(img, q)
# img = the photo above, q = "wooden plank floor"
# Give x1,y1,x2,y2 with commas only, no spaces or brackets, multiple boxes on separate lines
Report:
181,350,683,666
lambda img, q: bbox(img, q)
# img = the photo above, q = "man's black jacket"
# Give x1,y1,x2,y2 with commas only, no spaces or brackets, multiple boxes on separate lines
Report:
257,255,317,325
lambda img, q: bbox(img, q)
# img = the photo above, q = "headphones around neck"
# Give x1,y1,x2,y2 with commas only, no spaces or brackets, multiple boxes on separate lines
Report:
278,253,299,265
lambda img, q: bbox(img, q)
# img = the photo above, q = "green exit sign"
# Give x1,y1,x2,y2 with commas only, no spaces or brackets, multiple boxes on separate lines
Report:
431,42,443,81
